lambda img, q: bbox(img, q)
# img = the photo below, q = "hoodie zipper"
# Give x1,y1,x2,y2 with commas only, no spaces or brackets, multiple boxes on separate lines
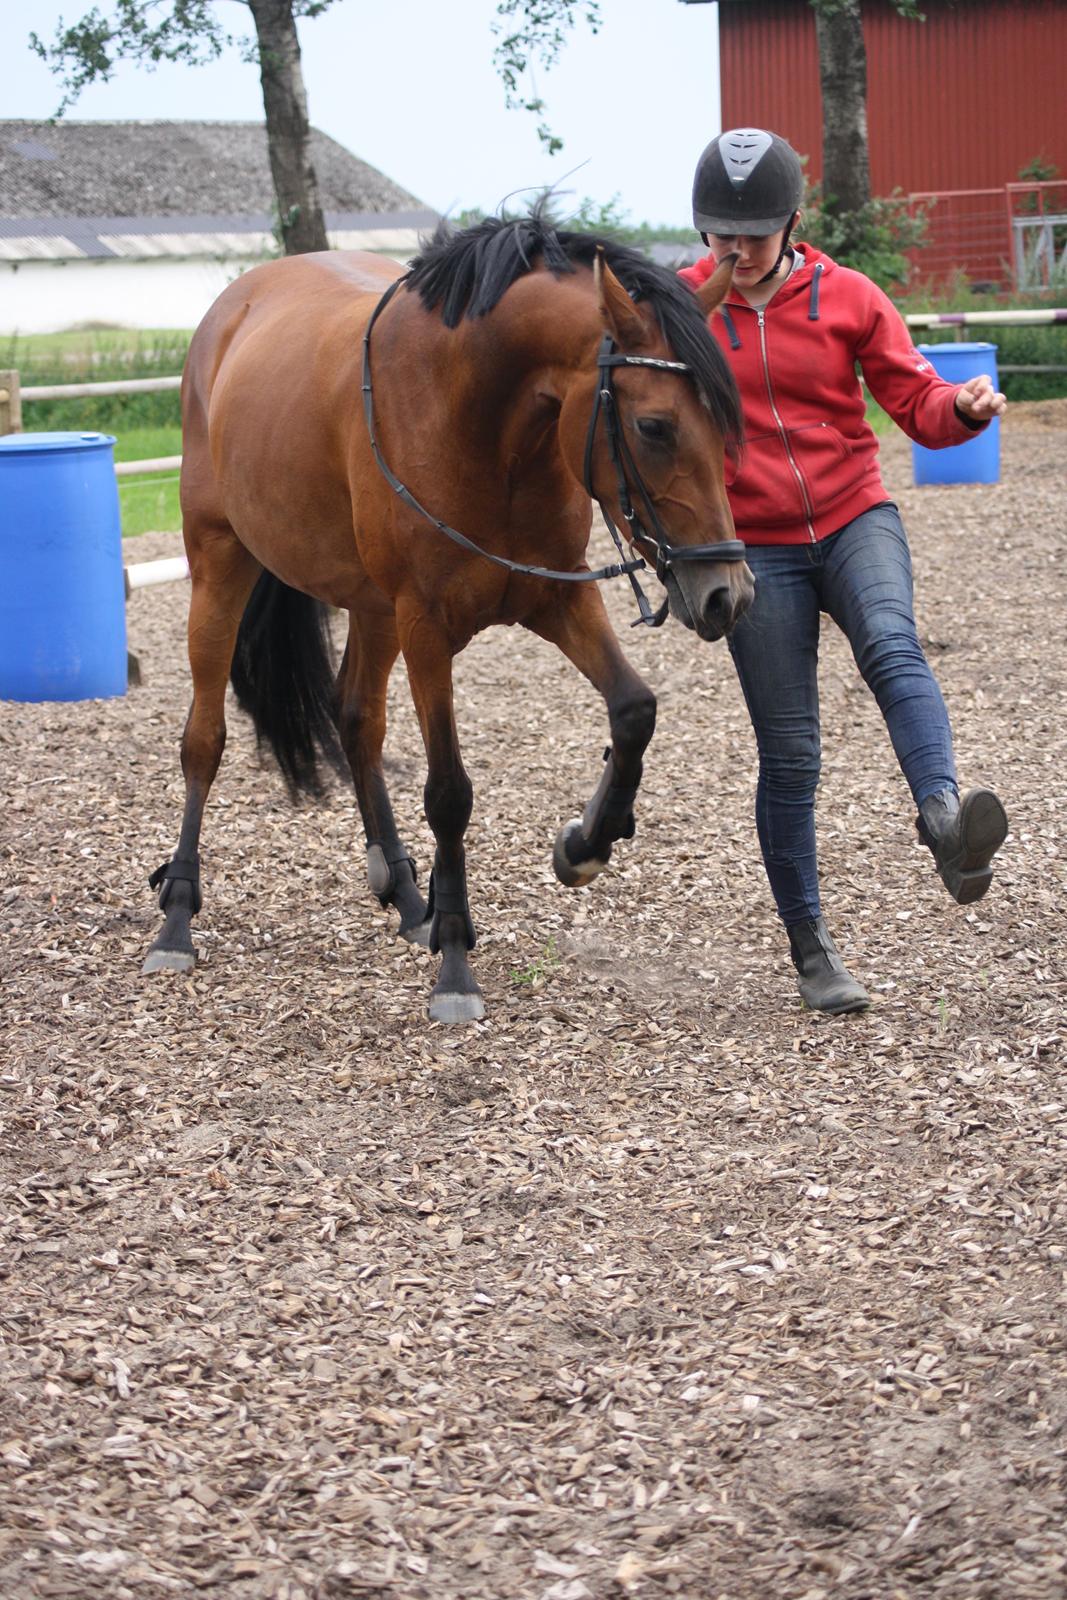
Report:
755,305,817,543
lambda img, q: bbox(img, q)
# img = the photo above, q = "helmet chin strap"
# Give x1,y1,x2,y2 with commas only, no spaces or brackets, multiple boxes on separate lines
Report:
757,211,798,283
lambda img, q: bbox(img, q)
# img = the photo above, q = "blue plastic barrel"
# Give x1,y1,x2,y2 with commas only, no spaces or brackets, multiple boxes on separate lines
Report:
912,342,1000,486
0,432,126,701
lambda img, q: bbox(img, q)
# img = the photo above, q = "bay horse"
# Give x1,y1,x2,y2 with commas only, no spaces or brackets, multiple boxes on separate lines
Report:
144,215,750,1022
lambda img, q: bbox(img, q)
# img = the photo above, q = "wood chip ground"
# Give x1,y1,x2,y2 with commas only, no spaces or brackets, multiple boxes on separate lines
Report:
2,405,1065,1599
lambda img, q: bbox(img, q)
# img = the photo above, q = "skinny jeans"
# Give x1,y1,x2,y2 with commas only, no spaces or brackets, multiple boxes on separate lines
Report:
727,502,957,927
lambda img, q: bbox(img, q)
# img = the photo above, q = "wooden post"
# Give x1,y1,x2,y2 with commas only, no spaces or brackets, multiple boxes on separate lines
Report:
0,370,22,435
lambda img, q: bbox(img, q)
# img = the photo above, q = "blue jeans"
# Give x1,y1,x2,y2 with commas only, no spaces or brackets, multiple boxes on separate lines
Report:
727,503,957,927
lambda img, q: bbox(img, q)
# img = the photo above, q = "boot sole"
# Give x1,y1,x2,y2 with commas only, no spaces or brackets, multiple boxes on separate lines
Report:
815,994,872,1016
952,789,1008,904
798,981,871,1015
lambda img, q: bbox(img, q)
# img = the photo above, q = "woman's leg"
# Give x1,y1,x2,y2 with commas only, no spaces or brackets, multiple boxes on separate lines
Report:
821,503,1006,902
727,545,824,925
819,503,956,808
729,543,871,1013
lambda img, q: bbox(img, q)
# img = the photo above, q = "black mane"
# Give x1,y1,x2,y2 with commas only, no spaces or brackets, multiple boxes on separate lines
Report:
408,215,741,448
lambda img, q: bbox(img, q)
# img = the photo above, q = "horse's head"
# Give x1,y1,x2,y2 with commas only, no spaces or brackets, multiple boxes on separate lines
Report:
564,250,753,643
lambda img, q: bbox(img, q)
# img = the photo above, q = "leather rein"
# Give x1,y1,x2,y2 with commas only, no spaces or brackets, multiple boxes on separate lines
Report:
361,273,746,629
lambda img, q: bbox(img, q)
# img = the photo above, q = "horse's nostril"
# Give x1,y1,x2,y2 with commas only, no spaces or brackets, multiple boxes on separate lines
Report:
703,586,732,628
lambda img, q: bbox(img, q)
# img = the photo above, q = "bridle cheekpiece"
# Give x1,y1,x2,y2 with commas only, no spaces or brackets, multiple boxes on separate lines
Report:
582,332,746,625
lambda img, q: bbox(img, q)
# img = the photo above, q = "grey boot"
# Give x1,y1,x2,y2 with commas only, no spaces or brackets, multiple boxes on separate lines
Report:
787,916,871,1014
917,788,1007,905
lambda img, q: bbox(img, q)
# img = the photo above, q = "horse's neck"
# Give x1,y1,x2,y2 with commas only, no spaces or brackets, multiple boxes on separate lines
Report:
432,278,599,430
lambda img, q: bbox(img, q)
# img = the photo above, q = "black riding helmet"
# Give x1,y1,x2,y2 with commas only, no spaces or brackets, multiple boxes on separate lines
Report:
692,128,805,237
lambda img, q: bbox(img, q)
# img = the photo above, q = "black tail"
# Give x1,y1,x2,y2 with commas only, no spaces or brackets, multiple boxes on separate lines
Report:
229,572,346,799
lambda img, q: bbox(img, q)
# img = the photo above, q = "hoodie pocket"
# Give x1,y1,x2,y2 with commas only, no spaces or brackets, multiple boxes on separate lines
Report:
789,421,853,467
726,430,805,525
728,423,855,528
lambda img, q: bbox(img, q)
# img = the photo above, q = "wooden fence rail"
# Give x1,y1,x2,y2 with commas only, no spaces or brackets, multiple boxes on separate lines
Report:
3,309,1066,456
19,375,182,402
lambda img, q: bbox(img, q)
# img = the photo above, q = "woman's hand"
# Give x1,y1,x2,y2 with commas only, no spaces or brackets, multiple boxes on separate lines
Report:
955,374,1007,423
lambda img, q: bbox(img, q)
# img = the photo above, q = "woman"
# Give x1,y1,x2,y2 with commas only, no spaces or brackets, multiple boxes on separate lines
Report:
680,128,1008,1014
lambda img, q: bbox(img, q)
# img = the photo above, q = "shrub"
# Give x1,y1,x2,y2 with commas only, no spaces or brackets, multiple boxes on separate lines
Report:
801,191,926,292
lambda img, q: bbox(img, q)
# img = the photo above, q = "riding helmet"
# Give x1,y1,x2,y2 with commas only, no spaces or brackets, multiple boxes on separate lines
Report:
692,128,804,237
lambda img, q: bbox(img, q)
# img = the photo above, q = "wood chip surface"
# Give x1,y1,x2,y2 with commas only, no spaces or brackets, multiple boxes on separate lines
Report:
2,404,1065,1598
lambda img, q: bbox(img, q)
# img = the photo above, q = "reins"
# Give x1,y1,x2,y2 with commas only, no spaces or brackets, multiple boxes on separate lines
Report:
361,273,745,629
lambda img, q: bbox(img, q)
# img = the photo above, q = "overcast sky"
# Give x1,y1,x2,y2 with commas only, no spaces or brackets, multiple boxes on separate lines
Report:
2,0,722,228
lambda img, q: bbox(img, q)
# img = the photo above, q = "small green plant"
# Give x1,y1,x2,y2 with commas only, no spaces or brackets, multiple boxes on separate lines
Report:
510,936,562,988
1016,154,1060,208
802,188,926,291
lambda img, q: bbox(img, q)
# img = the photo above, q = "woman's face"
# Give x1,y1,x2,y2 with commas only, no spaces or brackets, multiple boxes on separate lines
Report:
709,228,788,289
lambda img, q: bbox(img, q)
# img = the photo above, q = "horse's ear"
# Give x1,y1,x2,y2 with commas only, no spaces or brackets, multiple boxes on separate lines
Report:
594,246,648,349
694,251,738,317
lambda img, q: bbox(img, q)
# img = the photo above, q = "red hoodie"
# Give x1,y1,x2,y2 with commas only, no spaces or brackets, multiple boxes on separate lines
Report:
679,245,984,545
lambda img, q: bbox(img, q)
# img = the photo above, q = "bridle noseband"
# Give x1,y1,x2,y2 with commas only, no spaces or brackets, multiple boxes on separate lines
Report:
361,275,745,628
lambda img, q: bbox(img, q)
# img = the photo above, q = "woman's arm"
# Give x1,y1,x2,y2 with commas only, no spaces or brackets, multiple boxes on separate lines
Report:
856,280,1005,448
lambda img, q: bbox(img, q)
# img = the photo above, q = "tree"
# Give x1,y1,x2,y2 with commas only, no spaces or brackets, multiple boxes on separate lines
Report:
810,0,923,216
799,0,927,281
30,0,602,256
31,0,334,255
492,0,600,156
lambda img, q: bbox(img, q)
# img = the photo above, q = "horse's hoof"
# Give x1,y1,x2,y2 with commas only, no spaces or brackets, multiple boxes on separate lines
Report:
400,917,433,949
142,947,196,975
429,990,486,1025
552,819,609,888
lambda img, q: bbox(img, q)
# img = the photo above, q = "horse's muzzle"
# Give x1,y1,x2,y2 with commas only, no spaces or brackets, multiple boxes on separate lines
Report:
666,562,754,642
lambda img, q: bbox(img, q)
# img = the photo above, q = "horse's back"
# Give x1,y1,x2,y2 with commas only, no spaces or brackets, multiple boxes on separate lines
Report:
187,250,402,384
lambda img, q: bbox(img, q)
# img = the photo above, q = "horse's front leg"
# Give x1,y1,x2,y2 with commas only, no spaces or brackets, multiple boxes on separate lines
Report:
526,584,656,887
398,606,483,1024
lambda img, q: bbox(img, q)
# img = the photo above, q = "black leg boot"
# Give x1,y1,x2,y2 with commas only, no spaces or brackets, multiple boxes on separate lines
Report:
917,788,1007,905
787,916,871,1014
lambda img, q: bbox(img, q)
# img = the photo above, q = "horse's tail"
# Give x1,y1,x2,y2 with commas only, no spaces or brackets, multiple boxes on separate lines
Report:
229,572,346,799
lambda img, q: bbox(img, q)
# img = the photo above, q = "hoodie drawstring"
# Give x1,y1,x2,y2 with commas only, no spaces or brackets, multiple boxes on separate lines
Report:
720,305,741,350
712,259,823,347
808,261,824,321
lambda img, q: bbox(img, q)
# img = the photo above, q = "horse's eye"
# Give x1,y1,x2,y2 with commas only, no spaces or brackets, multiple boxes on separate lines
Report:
635,417,675,447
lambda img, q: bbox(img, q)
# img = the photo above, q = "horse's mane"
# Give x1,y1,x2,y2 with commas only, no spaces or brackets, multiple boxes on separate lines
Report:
408,214,741,448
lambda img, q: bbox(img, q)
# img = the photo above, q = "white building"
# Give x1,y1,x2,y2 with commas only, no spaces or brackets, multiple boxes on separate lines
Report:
0,119,438,335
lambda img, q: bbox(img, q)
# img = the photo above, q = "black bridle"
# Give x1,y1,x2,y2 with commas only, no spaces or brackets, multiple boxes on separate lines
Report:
583,333,746,624
361,275,745,628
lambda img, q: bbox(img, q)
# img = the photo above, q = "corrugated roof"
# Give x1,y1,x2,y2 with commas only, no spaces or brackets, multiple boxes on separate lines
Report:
0,208,438,262
0,119,424,218
0,121,438,264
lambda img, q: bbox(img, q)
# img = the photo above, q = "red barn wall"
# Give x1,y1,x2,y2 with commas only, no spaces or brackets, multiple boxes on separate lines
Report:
719,0,1067,196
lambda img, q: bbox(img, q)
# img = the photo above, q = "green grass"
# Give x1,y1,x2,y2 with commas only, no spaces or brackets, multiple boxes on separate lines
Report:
114,425,182,538
2,326,193,368
10,326,190,435
112,425,182,463
865,395,895,435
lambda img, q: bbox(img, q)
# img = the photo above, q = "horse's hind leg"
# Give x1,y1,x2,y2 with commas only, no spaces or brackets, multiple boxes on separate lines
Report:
526,584,656,886
336,601,430,944
143,528,261,973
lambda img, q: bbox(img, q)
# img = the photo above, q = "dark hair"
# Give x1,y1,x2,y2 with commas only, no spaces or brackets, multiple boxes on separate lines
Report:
409,213,741,450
